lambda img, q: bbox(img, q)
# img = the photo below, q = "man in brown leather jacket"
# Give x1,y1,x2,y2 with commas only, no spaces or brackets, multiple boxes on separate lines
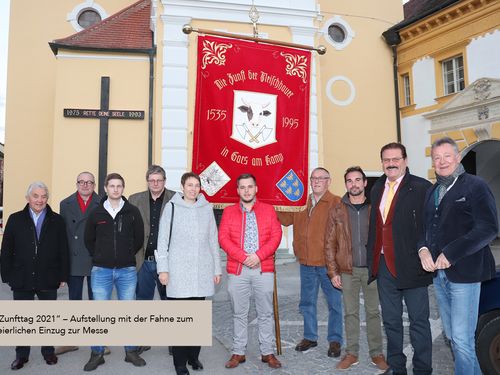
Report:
278,167,343,358
325,166,388,371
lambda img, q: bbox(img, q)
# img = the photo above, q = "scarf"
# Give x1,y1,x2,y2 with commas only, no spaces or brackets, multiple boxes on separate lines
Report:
435,163,465,205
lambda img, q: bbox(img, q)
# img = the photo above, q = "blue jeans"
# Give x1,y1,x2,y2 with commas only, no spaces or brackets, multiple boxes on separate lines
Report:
136,260,166,300
67,275,93,300
90,266,137,353
299,264,343,343
434,270,481,375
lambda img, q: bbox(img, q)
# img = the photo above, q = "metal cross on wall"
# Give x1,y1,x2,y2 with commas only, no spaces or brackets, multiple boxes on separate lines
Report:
63,76,145,196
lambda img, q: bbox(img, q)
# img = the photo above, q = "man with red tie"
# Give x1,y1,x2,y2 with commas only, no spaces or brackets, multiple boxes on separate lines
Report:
366,143,432,375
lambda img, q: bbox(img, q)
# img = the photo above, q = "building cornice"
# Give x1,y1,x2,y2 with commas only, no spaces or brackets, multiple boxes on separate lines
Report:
398,0,498,45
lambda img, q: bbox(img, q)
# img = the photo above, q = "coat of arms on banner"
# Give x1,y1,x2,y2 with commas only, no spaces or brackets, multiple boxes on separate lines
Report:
231,90,277,149
276,169,304,202
199,161,231,196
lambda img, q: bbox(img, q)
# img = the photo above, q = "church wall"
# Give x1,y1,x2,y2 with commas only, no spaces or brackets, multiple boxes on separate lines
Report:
52,50,150,205
3,0,137,216
317,0,403,194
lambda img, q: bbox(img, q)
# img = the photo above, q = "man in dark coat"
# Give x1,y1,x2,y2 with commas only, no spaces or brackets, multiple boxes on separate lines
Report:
366,143,433,375
1,181,69,370
418,137,498,375
55,172,101,356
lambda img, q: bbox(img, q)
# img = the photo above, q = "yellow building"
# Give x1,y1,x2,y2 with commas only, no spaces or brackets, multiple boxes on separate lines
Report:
3,0,403,218
384,0,500,229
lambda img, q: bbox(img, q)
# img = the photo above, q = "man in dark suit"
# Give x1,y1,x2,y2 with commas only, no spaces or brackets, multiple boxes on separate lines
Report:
129,165,175,301
55,171,100,356
1,181,69,370
366,143,433,375
418,137,498,375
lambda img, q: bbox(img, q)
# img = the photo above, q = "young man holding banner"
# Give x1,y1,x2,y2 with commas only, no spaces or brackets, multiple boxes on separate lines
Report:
219,173,282,369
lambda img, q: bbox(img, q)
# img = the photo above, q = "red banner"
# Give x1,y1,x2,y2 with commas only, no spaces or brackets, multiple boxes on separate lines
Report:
192,35,311,208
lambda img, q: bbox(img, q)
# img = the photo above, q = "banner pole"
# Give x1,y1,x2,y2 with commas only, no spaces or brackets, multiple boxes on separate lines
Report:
183,24,327,55
273,261,282,355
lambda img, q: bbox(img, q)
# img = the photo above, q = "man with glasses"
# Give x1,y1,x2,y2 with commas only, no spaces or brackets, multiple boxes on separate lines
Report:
366,143,432,375
278,168,344,358
129,165,175,301
56,172,100,356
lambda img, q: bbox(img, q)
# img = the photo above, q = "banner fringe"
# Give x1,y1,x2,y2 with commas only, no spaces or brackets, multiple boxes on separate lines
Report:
274,205,306,212
212,203,305,212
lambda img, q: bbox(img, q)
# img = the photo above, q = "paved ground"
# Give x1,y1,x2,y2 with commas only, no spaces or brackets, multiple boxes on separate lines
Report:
0,242,498,374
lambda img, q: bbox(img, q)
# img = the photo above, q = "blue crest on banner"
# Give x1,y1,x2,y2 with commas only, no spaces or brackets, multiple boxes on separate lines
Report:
277,169,304,202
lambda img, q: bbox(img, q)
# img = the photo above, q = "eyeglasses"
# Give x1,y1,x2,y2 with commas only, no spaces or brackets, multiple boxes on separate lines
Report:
77,180,95,186
382,157,404,164
147,179,165,184
310,177,330,182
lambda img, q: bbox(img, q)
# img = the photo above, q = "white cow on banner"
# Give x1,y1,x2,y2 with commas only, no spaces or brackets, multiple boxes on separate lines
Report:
236,99,273,144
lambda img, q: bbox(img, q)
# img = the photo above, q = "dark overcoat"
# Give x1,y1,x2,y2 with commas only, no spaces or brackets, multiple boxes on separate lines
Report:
60,191,100,276
367,170,433,289
0,204,69,290
419,172,498,283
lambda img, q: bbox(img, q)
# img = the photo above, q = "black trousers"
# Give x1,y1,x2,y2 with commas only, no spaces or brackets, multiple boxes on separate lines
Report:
13,289,57,359
167,296,205,367
377,256,432,375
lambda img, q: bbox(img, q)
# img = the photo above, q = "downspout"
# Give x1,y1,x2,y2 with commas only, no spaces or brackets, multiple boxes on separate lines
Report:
391,45,402,143
148,48,155,166
382,29,402,143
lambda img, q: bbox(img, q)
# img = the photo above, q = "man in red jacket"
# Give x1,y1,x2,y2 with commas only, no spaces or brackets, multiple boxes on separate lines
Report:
219,173,282,369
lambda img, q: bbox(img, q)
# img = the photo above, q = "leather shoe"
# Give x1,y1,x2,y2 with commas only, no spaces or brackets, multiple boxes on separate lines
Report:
175,365,190,375
295,338,318,352
188,358,203,370
10,358,28,370
44,354,58,365
261,354,282,368
225,354,246,368
327,341,341,357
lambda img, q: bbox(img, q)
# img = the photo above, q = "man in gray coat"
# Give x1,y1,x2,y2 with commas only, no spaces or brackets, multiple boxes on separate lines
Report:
129,165,175,301
56,171,100,356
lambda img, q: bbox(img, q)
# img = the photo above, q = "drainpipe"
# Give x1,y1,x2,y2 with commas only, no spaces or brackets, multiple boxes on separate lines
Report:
382,30,402,142
148,48,156,166
391,45,402,142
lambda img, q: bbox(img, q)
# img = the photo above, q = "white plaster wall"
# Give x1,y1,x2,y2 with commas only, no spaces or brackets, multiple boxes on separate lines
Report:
467,29,500,83
401,113,432,179
412,57,437,109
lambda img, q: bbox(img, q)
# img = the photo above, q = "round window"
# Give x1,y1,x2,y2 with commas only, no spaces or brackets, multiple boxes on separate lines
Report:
78,9,102,29
328,24,346,44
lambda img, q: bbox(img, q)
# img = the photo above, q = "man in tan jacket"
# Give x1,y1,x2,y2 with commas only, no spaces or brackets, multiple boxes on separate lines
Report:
325,166,388,371
278,167,343,358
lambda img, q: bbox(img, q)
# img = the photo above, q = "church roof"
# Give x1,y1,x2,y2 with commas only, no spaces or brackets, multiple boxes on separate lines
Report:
49,0,154,55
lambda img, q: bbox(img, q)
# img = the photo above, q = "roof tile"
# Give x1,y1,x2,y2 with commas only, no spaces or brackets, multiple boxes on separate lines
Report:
52,0,152,51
